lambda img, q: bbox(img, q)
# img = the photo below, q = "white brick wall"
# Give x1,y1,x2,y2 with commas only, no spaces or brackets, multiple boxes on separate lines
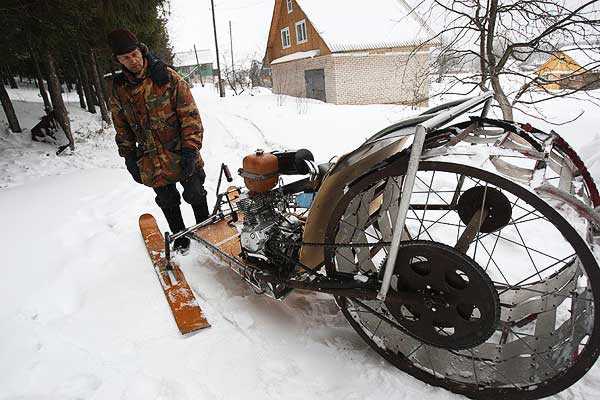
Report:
271,50,429,106
272,56,337,102
331,51,429,105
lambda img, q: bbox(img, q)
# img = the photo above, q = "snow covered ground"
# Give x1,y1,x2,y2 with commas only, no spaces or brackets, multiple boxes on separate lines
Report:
1,83,600,399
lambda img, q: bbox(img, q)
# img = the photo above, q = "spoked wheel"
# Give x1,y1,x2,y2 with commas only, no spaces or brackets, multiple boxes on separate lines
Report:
324,160,600,400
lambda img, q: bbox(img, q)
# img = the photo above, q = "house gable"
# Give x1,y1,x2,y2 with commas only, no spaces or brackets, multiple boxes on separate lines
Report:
537,52,584,77
264,0,330,65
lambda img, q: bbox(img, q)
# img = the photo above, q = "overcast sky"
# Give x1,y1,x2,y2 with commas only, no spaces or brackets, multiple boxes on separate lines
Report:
166,0,275,65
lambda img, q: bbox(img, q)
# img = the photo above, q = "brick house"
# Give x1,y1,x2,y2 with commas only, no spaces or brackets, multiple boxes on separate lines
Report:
263,0,437,105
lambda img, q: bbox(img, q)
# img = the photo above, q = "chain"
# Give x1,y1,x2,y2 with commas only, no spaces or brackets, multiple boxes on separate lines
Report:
269,239,391,248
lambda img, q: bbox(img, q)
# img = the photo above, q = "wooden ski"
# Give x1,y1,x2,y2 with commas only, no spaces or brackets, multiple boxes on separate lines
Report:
139,213,210,334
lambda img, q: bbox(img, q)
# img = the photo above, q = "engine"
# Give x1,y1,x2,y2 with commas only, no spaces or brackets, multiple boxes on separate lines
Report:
237,191,303,272
236,148,316,273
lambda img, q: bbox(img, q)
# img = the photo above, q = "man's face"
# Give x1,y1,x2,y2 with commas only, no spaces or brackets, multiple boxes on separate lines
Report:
116,48,144,75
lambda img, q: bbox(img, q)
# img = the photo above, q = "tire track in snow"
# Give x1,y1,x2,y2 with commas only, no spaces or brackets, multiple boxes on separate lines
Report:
230,113,280,150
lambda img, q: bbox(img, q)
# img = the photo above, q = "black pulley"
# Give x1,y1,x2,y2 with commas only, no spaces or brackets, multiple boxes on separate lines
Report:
457,186,511,233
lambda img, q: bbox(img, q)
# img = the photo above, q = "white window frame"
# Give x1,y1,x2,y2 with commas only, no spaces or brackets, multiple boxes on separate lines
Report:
281,27,291,49
295,19,308,44
286,0,293,13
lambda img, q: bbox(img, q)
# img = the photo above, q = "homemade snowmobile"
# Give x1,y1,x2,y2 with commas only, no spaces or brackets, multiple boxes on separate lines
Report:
142,91,600,399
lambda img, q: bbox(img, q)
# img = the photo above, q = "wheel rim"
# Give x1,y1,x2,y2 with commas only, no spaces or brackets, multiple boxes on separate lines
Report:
325,161,600,399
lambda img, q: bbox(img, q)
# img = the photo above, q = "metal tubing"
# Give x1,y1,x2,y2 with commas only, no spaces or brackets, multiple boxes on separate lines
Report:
168,213,225,242
481,95,493,118
420,92,493,131
377,124,428,301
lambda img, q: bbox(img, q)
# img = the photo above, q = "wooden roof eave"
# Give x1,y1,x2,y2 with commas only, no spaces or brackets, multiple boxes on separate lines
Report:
264,0,283,65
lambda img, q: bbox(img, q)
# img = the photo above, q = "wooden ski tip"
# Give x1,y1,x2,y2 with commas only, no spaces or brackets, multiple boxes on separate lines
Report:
139,212,210,335
139,213,156,224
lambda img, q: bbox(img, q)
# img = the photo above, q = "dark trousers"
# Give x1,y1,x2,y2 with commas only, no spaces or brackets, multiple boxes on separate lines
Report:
154,168,208,209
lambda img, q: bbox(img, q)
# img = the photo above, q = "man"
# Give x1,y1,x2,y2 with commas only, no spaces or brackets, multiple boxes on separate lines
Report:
108,28,209,253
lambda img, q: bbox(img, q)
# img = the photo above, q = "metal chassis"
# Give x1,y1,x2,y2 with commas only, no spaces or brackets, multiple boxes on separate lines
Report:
166,90,600,302
187,208,425,305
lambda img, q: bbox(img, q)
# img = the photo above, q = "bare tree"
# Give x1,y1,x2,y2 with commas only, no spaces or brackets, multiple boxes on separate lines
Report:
75,46,96,114
411,0,600,120
0,75,22,132
29,44,52,113
222,56,251,96
89,48,111,125
45,50,74,153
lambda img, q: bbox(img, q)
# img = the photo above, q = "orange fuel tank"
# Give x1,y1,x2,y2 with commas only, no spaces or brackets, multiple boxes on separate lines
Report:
241,149,279,193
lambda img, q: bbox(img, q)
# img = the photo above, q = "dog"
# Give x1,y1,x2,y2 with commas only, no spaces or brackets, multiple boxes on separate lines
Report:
31,110,58,142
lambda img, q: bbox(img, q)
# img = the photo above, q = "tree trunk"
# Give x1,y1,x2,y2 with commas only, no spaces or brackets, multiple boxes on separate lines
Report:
76,49,96,114
93,51,110,110
1,67,9,86
485,0,513,121
66,81,73,92
8,69,18,89
0,78,22,133
84,57,100,106
71,53,87,109
45,50,74,151
89,49,111,124
75,78,86,109
30,47,52,113
491,75,514,121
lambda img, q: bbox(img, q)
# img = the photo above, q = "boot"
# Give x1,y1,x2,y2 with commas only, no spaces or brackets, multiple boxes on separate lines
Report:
161,206,190,255
192,198,210,224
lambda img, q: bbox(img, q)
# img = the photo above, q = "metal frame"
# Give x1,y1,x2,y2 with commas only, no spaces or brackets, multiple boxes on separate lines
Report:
378,92,494,301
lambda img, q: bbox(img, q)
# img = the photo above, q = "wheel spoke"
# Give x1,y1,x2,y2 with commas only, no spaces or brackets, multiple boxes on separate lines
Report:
415,209,454,242
488,231,570,264
408,207,435,241
497,253,577,296
477,240,512,286
416,172,451,206
339,218,382,242
510,215,544,280
416,172,436,238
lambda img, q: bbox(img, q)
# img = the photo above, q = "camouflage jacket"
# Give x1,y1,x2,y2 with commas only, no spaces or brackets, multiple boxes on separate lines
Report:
110,65,204,188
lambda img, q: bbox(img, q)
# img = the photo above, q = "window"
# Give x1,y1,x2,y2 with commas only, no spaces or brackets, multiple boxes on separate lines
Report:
286,0,293,13
295,19,308,44
281,27,291,49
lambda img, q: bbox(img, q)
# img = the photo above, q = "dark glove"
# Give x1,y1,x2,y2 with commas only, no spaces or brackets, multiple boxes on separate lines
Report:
181,148,198,181
124,154,142,184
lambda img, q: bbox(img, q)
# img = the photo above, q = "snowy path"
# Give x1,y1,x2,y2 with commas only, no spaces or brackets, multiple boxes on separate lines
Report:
1,85,600,399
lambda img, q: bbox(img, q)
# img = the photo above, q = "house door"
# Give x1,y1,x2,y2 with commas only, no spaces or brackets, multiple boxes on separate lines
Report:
304,69,326,102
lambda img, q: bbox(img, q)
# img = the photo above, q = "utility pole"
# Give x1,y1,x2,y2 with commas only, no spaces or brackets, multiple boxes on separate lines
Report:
193,44,205,87
229,21,235,78
210,0,225,97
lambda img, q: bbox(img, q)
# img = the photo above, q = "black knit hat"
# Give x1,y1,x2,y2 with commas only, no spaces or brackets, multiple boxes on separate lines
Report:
108,28,139,55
